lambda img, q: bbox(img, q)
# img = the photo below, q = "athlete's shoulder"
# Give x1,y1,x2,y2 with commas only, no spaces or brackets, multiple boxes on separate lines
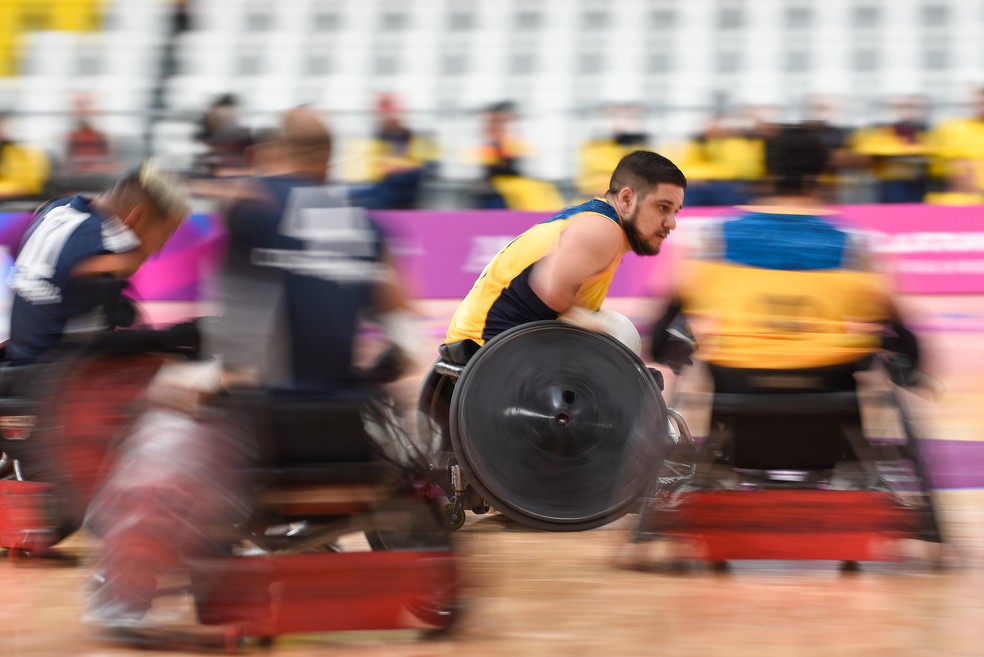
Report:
556,207,625,259
33,195,75,218
547,198,620,225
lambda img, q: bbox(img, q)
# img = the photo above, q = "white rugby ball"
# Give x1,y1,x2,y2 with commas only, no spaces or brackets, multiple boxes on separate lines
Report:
593,309,642,357
560,308,643,356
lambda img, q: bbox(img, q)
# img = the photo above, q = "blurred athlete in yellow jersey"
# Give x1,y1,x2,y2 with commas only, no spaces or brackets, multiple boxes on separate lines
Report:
652,124,919,392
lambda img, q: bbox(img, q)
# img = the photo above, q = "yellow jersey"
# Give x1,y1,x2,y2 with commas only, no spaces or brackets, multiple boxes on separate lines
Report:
677,208,892,370
446,199,622,345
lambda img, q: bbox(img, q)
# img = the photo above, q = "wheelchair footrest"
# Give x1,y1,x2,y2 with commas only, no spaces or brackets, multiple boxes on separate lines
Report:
665,490,919,561
194,550,458,636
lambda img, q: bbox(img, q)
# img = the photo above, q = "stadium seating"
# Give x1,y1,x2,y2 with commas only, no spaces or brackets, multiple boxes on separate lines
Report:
0,0,983,185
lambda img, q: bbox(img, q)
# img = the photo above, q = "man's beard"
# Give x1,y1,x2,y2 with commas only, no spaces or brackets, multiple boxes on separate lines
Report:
622,212,661,256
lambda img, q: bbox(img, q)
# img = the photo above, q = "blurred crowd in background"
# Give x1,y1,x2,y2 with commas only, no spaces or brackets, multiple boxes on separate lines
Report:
2,0,984,211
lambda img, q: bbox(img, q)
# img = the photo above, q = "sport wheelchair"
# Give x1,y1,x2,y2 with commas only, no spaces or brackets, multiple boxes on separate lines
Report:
0,334,459,649
153,387,459,648
626,337,947,569
419,319,945,569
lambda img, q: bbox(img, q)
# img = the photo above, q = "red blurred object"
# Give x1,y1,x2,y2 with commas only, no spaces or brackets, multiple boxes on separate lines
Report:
0,480,53,553
196,550,458,637
45,355,165,505
667,490,918,561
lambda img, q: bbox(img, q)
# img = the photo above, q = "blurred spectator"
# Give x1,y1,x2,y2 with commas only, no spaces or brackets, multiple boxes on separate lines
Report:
802,96,852,154
928,86,984,194
373,94,414,168
479,101,522,182
64,93,115,176
663,109,762,207
0,111,51,199
800,95,865,201
473,101,564,210
576,103,652,199
924,158,984,205
194,94,253,177
652,124,918,389
851,95,931,204
362,93,430,209
186,126,286,203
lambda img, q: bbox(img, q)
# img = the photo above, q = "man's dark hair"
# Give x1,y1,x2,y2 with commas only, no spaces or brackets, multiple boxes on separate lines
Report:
765,123,831,195
608,150,687,196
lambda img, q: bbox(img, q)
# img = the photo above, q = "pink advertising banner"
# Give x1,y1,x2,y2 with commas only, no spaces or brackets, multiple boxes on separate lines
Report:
374,204,984,299
2,204,982,301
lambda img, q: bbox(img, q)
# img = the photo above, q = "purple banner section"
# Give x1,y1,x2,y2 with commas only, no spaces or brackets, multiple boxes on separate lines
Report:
372,209,670,300
128,213,226,301
923,440,984,489
375,204,984,299
3,203,984,301
832,204,984,295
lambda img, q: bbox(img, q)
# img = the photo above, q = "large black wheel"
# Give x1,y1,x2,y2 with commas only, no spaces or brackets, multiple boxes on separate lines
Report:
449,321,670,531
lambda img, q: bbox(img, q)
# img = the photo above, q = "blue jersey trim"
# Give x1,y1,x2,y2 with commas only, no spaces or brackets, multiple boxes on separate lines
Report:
544,199,619,225
723,213,847,271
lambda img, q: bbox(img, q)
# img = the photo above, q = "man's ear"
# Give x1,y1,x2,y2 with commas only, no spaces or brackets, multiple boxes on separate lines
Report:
617,186,635,215
122,205,144,228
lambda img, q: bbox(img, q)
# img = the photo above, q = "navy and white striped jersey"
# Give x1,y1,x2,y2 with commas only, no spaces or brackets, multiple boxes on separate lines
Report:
6,195,139,364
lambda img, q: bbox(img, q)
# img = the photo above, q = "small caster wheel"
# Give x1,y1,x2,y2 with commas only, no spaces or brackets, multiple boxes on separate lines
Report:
443,502,466,531
471,501,490,515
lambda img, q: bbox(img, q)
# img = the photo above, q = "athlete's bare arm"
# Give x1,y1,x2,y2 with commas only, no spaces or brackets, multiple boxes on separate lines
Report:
529,213,625,314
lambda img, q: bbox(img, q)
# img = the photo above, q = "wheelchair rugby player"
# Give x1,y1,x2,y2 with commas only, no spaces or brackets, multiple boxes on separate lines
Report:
418,150,688,531
633,124,946,569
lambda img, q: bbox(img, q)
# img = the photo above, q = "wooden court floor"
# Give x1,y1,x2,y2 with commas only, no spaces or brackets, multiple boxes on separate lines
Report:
2,295,983,657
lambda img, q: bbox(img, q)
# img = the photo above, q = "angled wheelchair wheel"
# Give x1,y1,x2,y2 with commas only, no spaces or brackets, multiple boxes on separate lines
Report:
449,321,670,531
17,353,164,544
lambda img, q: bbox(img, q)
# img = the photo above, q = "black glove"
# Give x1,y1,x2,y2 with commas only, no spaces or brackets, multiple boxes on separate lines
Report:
161,320,202,357
882,353,920,389
109,295,139,329
360,345,409,384
64,276,136,328
86,320,201,359
654,323,697,375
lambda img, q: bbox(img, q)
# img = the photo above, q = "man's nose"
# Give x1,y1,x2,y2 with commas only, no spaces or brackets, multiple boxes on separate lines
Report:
666,213,678,231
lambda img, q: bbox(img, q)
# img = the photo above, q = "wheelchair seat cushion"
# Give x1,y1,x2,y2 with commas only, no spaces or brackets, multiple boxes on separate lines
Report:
710,391,863,471
708,360,869,394
218,388,403,488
